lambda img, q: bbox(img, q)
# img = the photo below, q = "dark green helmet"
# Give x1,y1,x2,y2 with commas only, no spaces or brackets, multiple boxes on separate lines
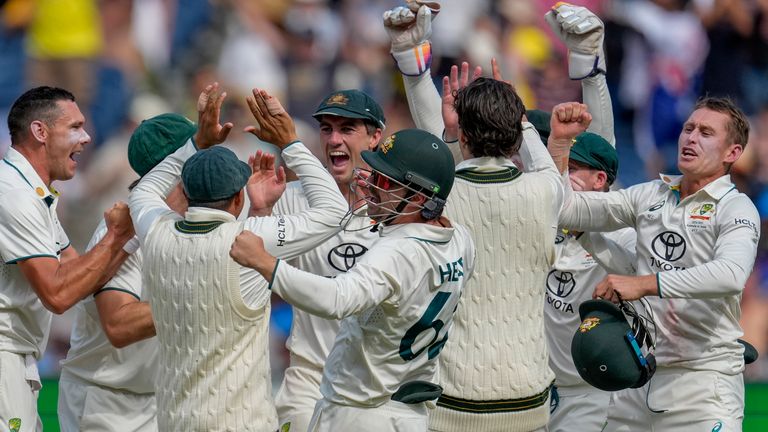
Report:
571,300,656,392
361,128,454,201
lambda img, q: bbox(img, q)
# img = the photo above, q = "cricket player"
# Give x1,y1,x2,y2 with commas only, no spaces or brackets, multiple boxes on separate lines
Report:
230,128,476,432
552,97,758,431
545,130,636,432
0,86,134,431
127,86,348,431
384,3,611,430
540,6,638,428
57,113,197,431
273,89,385,432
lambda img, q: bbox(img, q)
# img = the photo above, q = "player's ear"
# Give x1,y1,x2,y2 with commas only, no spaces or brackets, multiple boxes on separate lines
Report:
369,128,383,151
595,170,608,191
30,120,48,143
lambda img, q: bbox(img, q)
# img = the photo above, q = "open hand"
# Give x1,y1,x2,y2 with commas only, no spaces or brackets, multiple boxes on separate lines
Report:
442,62,482,142
244,88,298,149
194,82,234,149
246,150,287,216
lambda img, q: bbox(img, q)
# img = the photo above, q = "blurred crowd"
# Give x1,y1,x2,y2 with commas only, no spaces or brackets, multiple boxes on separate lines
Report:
2,0,768,382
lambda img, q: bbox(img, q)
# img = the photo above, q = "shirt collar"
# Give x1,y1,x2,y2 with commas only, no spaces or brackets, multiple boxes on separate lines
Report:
658,173,736,201
377,221,455,244
455,156,518,172
3,147,58,206
184,207,238,223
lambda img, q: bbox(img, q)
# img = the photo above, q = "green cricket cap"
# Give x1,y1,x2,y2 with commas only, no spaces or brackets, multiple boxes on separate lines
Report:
570,132,618,185
128,113,197,177
571,300,643,391
526,109,551,146
313,89,386,129
361,129,454,200
181,147,251,202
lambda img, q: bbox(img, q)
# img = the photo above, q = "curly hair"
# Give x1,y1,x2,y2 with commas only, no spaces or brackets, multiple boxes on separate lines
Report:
453,77,526,158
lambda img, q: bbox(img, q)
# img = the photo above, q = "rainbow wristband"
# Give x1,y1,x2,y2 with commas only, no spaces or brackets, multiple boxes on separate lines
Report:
391,41,432,77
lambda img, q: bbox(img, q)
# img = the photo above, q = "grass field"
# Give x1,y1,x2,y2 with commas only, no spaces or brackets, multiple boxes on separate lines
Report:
38,380,768,431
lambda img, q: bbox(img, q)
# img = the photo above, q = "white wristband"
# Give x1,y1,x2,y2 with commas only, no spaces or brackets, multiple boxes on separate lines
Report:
391,41,432,77
123,237,140,254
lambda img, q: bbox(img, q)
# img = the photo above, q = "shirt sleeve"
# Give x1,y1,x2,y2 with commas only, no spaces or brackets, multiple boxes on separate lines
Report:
270,244,402,320
582,73,616,146
577,228,637,275
559,172,641,232
239,267,271,309
402,73,464,165
0,191,59,263
83,222,143,300
244,142,347,259
517,123,564,226
658,196,760,299
128,140,196,243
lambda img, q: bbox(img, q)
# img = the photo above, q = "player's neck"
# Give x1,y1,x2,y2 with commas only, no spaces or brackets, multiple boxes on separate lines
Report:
679,171,725,200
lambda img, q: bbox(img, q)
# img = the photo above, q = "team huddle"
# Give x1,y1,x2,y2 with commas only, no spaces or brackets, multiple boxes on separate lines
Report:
0,2,758,432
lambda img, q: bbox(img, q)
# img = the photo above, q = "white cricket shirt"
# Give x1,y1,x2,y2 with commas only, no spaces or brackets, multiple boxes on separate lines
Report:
559,173,759,374
270,222,476,407
0,147,69,358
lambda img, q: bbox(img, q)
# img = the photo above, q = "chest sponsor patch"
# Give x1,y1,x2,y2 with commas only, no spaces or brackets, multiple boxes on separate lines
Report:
327,242,368,272
649,231,687,271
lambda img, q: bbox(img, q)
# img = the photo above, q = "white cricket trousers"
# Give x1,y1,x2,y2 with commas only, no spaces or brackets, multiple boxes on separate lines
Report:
275,361,323,432
604,366,743,432
0,352,41,432
57,378,157,432
548,383,611,432
309,398,428,432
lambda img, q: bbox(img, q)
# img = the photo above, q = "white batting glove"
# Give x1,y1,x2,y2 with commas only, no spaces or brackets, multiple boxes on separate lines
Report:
545,2,606,80
383,3,439,76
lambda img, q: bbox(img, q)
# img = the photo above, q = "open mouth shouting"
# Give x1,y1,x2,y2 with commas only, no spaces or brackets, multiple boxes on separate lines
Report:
328,150,351,174
680,147,697,162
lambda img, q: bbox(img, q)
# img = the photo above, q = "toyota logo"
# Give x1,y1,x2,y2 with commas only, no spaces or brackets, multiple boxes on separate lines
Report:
328,243,369,272
651,231,686,262
546,270,576,298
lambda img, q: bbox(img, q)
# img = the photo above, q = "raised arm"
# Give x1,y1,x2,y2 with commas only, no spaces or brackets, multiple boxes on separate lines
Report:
545,2,615,145
242,89,347,259
129,83,230,242
384,2,465,164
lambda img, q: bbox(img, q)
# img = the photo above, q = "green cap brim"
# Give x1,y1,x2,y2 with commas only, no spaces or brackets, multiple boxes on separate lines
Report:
313,107,383,127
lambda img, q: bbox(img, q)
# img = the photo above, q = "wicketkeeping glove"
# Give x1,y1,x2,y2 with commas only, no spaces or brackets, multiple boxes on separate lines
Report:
545,2,606,80
383,1,441,76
